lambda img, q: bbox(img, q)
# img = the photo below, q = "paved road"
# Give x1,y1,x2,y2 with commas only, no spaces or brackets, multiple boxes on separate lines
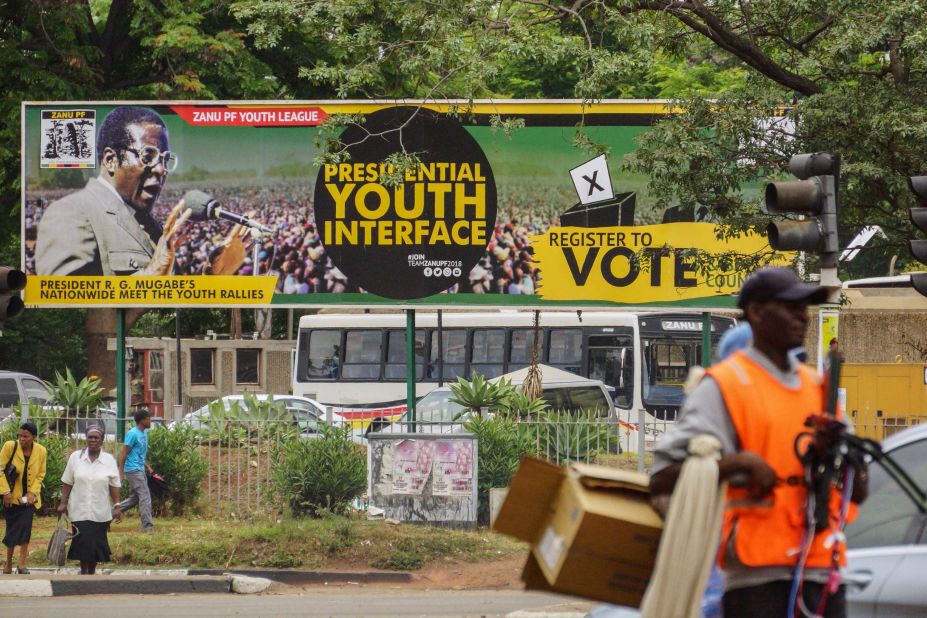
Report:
0,589,585,617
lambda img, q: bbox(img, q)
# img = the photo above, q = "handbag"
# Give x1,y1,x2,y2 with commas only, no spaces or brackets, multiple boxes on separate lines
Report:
147,471,170,497
46,514,77,567
2,440,19,489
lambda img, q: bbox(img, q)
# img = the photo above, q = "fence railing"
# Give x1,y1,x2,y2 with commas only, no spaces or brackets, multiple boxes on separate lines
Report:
3,405,923,517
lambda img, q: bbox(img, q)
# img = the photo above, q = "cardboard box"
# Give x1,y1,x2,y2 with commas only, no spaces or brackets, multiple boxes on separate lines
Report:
493,457,662,607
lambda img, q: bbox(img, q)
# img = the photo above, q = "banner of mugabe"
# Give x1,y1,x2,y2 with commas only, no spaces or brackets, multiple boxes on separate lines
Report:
22,101,774,308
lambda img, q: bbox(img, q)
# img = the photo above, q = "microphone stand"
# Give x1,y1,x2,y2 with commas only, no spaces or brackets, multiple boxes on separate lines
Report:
249,225,272,339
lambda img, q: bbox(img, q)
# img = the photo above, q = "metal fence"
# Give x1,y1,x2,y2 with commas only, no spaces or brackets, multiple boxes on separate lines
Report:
3,405,923,517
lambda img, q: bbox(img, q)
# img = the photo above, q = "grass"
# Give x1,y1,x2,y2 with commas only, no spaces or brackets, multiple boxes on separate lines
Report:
18,516,526,571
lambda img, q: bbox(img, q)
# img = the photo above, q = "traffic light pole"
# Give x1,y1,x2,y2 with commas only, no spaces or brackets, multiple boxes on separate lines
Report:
819,173,841,301
116,308,126,443
766,152,841,299
405,309,416,433
908,176,927,296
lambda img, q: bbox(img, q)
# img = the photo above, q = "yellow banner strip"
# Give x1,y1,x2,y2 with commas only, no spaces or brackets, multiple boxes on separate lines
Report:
25,276,277,307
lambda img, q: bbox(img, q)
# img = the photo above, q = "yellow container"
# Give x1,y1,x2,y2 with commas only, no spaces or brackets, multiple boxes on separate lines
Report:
841,363,927,441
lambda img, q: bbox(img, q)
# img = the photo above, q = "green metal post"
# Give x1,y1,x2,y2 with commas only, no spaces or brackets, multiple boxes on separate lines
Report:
116,308,126,443
406,309,416,432
701,311,712,368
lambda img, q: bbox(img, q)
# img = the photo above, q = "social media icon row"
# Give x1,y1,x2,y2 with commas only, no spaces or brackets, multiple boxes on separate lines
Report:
423,267,462,278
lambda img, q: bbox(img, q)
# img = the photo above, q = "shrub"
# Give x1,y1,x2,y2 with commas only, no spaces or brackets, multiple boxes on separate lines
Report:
45,368,104,411
38,434,69,513
198,394,296,445
448,375,513,417
527,409,613,463
273,424,366,518
462,415,535,524
497,389,549,419
147,424,208,516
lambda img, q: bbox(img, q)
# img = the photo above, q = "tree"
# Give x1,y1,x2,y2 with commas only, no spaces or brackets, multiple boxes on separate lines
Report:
7,0,924,381
236,0,927,277
1,1,287,384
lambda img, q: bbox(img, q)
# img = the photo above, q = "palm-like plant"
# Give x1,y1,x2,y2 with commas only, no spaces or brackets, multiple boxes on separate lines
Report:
448,374,514,417
498,389,549,419
44,368,104,413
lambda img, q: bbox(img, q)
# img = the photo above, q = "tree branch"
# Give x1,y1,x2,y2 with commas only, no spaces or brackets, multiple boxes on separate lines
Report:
603,0,822,95
795,15,835,50
670,0,822,95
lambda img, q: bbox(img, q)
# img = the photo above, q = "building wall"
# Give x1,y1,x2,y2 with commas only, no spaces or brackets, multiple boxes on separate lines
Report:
806,309,927,367
111,337,297,419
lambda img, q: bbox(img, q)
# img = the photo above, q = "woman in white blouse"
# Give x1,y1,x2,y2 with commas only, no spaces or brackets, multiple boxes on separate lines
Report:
58,425,122,575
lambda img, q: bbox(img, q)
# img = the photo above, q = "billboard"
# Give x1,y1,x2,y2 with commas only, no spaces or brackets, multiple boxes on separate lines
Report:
22,100,778,308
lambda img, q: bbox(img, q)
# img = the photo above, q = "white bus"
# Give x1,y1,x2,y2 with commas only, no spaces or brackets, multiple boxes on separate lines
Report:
292,310,736,427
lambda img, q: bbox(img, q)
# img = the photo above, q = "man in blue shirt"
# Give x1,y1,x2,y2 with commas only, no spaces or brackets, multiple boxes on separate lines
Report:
118,409,153,531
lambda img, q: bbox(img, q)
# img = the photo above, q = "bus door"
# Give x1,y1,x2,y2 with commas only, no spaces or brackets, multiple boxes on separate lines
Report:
584,330,634,409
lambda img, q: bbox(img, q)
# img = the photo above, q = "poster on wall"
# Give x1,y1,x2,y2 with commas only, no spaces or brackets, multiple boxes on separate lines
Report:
22,100,782,309
390,439,435,495
431,439,474,496
818,309,840,373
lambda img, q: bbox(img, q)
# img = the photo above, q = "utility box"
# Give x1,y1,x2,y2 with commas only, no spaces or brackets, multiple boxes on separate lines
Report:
367,433,478,528
494,457,662,607
841,363,927,440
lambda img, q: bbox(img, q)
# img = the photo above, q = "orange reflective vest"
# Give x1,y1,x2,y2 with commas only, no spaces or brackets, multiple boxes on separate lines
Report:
706,350,855,569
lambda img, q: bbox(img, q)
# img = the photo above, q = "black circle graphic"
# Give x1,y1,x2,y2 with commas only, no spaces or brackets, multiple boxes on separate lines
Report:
314,107,497,300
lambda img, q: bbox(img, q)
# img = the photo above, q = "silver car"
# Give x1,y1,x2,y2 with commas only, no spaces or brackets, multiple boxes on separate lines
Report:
845,423,927,616
588,423,927,618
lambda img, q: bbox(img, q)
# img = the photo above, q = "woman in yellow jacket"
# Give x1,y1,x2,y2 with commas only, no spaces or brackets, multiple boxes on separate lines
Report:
0,422,47,574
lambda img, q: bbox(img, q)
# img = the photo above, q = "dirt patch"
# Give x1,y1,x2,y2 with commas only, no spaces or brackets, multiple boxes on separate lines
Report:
273,555,528,593
411,556,526,590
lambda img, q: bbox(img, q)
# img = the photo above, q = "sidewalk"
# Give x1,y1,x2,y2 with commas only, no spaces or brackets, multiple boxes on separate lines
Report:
505,601,598,618
0,567,413,598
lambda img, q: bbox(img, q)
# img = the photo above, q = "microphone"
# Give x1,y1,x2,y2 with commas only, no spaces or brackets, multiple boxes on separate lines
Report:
183,190,273,234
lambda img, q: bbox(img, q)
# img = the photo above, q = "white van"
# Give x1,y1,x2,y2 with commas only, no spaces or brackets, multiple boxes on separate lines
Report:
367,364,617,435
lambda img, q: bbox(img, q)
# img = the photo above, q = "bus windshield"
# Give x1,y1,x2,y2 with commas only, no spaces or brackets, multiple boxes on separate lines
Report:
641,336,703,409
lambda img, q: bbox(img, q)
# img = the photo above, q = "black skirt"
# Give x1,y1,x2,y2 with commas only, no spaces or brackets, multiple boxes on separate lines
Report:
68,520,112,563
2,504,35,548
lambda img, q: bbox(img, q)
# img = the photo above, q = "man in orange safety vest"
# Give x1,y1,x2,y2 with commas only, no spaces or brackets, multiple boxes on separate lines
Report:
650,267,868,618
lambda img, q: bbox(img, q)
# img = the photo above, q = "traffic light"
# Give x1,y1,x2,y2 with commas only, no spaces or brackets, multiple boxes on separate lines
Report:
765,153,840,279
908,175,927,296
0,266,26,332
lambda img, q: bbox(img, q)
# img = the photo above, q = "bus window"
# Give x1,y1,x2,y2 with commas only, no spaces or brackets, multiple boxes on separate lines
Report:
587,334,633,409
470,329,505,378
429,329,467,381
306,330,341,380
509,328,544,371
343,330,382,379
385,329,425,380
548,329,582,374
642,338,699,411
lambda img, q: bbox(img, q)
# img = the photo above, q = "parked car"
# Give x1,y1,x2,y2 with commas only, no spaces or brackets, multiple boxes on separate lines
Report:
174,394,344,439
0,371,52,419
367,364,618,435
76,402,166,439
844,422,927,616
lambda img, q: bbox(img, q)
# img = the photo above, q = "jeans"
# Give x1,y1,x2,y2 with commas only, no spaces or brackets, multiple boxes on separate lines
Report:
118,470,153,530
723,581,846,618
